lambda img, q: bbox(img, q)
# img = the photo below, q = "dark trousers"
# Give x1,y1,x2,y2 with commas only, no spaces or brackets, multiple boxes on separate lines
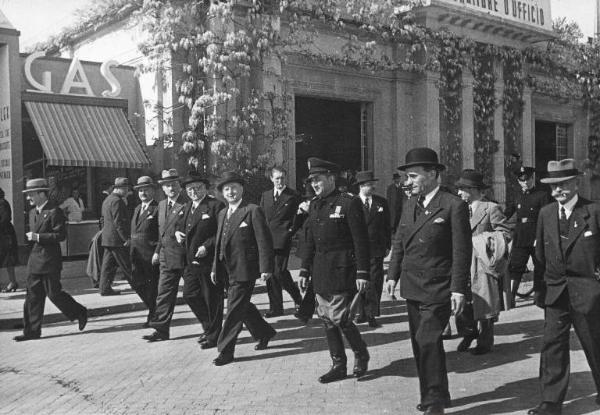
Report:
149,261,183,337
266,250,302,313
23,272,86,336
131,257,159,320
358,256,384,318
539,289,600,404
100,246,132,294
182,264,224,343
217,279,276,357
407,299,452,408
508,246,537,281
296,279,316,320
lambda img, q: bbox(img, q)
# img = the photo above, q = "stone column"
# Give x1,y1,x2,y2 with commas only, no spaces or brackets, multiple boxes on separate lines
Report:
461,71,475,169
521,87,534,167
413,71,440,150
493,64,506,204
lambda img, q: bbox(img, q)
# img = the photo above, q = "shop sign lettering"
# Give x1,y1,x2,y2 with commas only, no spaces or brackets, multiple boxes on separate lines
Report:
24,52,122,98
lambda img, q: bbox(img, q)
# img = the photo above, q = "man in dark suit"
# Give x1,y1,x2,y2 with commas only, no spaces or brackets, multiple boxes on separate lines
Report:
99,177,132,296
504,166,552,305
175,172,225,349
130,176,160,327
387,148,471,415
260,166,303,317
387,171,405,235
14,178,87,341
528,159,600,415
299,158,371,384
211,171,276,366
355,170,391,328
143,169,188,342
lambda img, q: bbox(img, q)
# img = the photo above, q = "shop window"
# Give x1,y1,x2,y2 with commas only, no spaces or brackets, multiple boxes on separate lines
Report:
535,121,572,176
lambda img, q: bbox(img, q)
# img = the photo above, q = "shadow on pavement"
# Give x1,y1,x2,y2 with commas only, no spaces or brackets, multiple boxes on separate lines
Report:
449,372,598,415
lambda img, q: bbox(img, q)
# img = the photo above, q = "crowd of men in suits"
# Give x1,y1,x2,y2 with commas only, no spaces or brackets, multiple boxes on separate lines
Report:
12,146,600,415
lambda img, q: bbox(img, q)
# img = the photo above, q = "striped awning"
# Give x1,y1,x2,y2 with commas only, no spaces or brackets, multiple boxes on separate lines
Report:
24,101,151,169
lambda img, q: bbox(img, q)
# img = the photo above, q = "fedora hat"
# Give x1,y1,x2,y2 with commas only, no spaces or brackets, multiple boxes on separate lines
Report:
22,178,49,193
355,170,378,185
113,177,130,188
540,159,581,184
307,157,339,178
398,147,446,171
157,169,180,184
455,170,490,189
182,171,210,187
133,176,155,190
216,171,245,191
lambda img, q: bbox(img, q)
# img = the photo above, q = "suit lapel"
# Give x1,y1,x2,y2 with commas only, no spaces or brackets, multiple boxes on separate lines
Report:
367,199,378,224
34,203,52,233
223,203,247,248
164,195,185,230
406,192,443,246
546,203,561,255
565,202,589,254
133,205,141,231
470,202,487,230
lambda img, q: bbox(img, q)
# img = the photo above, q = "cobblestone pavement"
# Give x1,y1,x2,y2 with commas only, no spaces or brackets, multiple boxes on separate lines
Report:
1,287,599,415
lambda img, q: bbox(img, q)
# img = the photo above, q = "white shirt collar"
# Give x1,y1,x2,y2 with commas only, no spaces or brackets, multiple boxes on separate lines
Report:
359,194,371,204
228,198,243,213
422,186,440,208
37,200,49,213
142,200,153,209
274,186,286,196
559,194,578,219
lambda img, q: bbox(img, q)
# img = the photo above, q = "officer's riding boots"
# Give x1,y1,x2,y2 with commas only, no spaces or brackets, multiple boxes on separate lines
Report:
341,322,370,378
319,327,347,383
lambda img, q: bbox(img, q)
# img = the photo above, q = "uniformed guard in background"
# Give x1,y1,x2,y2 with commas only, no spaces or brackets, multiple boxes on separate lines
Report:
299,157,371,383
504,167,552,306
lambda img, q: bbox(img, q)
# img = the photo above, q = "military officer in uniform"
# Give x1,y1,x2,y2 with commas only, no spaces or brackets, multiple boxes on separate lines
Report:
175,172,225,349
354,170,391,328
528,159,600,415
130,176,160,327
386,148,471,415
299,157,371,383
505,166,552,305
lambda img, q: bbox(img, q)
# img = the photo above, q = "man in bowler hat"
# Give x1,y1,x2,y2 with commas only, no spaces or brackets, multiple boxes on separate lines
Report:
211,171,276,366
528,159,600,415
99,177,132,296
143,169,188,342
130,176,160,327
175,172,225,349
299,157,371,383
387,147,471,415
15,178,87,341
354,170,391,328
260,166,303,317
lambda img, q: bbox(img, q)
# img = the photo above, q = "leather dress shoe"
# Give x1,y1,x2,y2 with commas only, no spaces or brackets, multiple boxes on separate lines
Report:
318,365,347,383
13,333,40,342
424,404,444,415
417,399,451,412
213,353,234,366
457,336,475,352
255,332,276,350
368,317,381,328
355,315,368,324
353,350,370,378
470,346,491,355
197,333,208,344
294,312,309,325
143,331,169,342
264,310,283,318
100,290,120,296
527,402,562,415
200,340,217,350
78,309,88,331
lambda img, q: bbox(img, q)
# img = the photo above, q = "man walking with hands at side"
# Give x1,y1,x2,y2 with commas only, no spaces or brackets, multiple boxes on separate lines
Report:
387,148,471,415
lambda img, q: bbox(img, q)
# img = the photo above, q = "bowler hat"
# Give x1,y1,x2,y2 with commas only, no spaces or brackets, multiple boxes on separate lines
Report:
355,170,379,185
157,169,180,184
398,147,446,171
515,166,535,181
455,170,490,189
216,171,245,191
133,176,155,190
540,159,581,184
307,157,339,178
22,178,49,193
113,177,130,188
182,171,210,187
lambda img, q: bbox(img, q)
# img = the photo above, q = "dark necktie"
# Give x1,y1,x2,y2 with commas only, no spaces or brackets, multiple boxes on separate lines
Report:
364,198,370,211
414,195,425,221
166,201,173,219
274,192,279,203
469,204,473,219
219,209,233,261
559,206,569,239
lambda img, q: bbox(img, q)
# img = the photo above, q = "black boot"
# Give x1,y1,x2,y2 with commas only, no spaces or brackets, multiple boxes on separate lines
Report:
319,327,347,384
341,322,370,378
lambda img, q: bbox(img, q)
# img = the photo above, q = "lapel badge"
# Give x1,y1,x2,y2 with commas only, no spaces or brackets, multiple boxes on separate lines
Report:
574,221,578,228
517,204,521,209
424,210,430,216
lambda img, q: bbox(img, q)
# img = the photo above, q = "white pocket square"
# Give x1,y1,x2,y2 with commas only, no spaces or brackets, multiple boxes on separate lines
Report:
584,230,593,237
377,206,384,212
433,218,445,224
239,221,248,228
178,210,184,215
202,214,210,219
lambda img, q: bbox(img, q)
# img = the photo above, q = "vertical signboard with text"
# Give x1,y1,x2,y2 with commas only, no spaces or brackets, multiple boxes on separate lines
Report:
0,44,13,206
